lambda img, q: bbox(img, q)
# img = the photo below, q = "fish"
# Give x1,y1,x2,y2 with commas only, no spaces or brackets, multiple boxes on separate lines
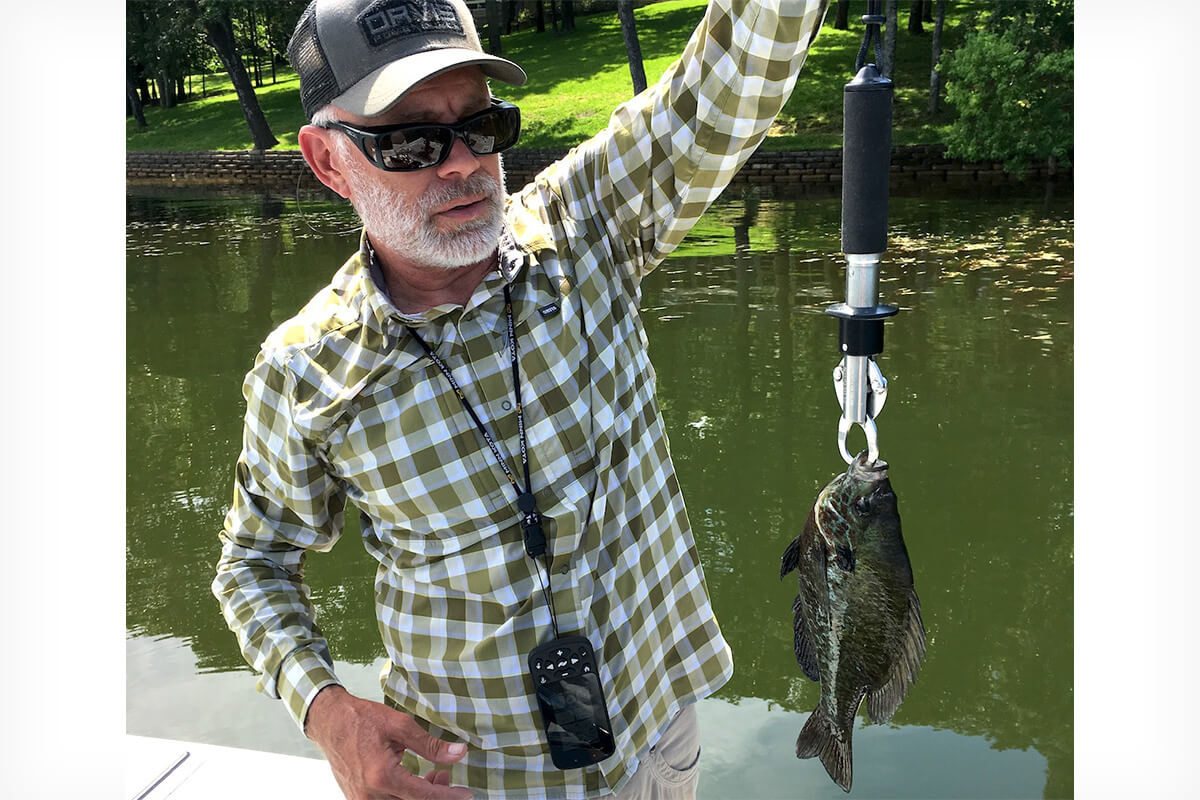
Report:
779,451,926,792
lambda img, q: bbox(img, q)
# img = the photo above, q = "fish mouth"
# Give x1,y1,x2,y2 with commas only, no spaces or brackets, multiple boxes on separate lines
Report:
848,450,888,481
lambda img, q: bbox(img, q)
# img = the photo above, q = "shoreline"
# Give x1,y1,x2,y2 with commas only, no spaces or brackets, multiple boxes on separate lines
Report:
126,144,1071,193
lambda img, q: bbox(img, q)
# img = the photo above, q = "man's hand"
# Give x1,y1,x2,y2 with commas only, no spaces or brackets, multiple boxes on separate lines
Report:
306,685,472,800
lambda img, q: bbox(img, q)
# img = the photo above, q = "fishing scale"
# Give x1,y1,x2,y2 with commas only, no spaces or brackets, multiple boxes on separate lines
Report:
828,0,898,465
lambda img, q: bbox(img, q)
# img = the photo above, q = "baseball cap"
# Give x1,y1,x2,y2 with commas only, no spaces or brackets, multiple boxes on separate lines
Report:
288,0,527,121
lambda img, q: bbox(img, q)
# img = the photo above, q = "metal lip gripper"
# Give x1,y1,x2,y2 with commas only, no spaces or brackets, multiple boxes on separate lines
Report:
828,9,898,467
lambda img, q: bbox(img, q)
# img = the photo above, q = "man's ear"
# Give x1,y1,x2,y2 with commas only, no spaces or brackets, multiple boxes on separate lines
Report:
298,125,353,199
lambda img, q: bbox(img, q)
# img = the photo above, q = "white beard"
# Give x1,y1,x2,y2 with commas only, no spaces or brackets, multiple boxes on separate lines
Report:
342,145,507,271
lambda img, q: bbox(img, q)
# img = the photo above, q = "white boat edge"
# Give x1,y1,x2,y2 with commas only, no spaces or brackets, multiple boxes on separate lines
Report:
126,734,341,799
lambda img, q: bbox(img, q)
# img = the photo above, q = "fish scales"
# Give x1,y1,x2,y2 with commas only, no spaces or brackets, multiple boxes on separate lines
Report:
780,452,926,792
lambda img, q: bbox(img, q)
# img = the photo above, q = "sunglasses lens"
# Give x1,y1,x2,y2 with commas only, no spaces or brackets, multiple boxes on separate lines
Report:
462,107,521,156
376,128,452,170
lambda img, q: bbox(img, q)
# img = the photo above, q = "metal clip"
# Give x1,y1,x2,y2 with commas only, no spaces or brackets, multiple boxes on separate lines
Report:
833,357,888,465
838,415,879,465
832,357,888,420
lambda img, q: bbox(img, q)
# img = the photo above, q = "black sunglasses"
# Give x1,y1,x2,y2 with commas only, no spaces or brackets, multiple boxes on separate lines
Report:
323,99,521,172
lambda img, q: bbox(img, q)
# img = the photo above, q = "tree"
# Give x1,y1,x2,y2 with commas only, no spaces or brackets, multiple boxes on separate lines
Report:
617,0,648,95
834,0,850,30
200,2,278,150
127,1,205,110
882,0,898,77
926,0,945,113
484,0,503,54
928,0,945,114
127,72,148,128
908,1,924,35
941,0,1073,174
562,0,576,32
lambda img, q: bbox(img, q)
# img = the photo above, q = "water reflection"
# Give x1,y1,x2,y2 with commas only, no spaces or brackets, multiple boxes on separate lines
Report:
126,185,1073,798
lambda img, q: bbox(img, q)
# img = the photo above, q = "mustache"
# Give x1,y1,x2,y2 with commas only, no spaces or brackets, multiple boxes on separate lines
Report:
418,172,502,213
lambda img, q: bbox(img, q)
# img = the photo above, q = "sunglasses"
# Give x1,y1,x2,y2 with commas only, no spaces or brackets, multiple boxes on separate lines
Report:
323,99,521,172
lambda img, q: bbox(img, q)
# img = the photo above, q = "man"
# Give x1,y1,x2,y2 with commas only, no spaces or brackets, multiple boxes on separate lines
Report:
214,1,829,798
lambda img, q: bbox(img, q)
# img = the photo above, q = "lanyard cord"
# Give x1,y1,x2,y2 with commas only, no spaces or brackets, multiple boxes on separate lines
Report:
404,284,560,637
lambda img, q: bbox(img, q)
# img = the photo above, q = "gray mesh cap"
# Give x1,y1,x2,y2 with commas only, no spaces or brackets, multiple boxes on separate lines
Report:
287,0,527,120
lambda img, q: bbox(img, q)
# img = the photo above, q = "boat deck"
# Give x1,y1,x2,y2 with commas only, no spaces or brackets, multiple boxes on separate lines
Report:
126,735,340,799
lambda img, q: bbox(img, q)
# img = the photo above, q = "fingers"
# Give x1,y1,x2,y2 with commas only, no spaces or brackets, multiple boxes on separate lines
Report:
423,769,451,786
385,768,472,800
387,713,469,766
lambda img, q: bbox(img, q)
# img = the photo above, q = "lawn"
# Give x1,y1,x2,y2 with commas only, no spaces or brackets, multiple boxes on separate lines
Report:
126,1,966,152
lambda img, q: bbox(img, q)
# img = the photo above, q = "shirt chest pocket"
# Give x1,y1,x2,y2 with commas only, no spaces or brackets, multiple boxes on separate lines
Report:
330,370,515,549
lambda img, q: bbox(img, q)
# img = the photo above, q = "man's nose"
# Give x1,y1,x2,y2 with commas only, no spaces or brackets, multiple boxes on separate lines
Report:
435,134,482,179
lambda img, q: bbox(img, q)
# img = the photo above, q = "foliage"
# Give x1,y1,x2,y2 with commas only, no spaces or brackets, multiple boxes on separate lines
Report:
127,1,208,99
940,0,1073,174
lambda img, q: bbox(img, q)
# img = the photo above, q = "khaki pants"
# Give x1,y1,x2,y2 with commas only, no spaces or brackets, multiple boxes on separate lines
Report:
609,705,702,800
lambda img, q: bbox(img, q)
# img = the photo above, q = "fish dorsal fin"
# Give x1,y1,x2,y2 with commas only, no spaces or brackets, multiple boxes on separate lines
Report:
791,595,821,682
866,590,927,724
780,535,802,578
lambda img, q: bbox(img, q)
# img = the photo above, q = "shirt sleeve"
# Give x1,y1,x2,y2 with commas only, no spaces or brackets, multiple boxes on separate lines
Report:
543,0,830,282
212,347,347,732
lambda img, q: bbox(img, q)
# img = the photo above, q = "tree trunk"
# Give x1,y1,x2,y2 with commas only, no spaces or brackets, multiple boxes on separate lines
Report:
485,0,503,54
204,11,278,150
138,76,151,105
176,75,186,103
616,0,648,95
834,0,849,30
126,74,148,128
535,1,545,33
908,1,924,35
504,0,519,34
249,7,263,87
550,0,559,33
928,0,945,113
562,0,575,31
923,0,934,22
157,71,175,108
883,0,898,77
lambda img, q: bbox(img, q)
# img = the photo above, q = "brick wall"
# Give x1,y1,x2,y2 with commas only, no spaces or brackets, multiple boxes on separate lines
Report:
125,145,1069,191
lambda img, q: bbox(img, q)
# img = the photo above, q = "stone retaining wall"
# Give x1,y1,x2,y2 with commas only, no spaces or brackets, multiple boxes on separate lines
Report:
126,144,1068,192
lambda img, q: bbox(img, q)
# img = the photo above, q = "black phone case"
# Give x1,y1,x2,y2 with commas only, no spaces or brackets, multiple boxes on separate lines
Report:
528,635,617,769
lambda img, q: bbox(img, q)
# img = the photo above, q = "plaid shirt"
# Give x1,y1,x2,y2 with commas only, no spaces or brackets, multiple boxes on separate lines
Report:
214,1,829,796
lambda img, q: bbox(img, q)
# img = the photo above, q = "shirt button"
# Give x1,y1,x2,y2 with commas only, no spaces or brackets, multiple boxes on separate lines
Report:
501,400,513,410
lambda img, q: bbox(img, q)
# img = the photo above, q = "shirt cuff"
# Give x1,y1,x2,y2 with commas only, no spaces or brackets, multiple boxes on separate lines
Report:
277,646,342,733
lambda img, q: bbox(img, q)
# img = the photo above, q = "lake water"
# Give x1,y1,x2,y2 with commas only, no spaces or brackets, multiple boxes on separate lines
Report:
126,182,1073,799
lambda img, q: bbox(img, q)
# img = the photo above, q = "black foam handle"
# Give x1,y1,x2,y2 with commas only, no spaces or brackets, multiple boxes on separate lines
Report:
841,65,894,255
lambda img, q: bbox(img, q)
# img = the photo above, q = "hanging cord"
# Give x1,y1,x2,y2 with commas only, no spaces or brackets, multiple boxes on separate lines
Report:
855,0,885,72
293,169,363,236
404,280,562,640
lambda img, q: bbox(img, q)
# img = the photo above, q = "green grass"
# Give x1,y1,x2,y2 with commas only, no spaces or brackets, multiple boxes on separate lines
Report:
127,1,966,152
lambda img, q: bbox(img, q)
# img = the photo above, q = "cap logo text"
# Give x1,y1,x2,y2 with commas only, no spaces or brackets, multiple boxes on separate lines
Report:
358,0,464,47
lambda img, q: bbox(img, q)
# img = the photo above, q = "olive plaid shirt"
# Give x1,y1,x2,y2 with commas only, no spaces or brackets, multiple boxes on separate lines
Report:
214,1,829,796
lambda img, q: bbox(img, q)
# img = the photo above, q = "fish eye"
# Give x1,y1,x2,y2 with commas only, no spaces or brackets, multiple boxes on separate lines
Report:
853,496,872,515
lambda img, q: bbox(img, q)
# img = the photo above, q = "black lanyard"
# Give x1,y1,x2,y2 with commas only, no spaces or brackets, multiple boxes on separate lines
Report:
404,285,558,633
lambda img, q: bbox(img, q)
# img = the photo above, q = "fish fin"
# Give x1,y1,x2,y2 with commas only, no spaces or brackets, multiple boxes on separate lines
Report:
835,543,855,572
780,533,803,578
791,596,821,682
795,704,853,792
866,590,928,724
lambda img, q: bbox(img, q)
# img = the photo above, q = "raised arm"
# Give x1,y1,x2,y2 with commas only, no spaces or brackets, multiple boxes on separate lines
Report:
542,0,830,281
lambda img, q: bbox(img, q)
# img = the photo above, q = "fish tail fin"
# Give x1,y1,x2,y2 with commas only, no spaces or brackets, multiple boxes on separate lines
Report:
796,705,853,792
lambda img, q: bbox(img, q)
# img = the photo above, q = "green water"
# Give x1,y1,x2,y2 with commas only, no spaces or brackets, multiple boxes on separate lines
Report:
126,184,1073,799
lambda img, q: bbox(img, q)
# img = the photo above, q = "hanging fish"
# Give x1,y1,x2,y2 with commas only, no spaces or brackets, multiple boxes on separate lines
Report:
780,451,926,792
